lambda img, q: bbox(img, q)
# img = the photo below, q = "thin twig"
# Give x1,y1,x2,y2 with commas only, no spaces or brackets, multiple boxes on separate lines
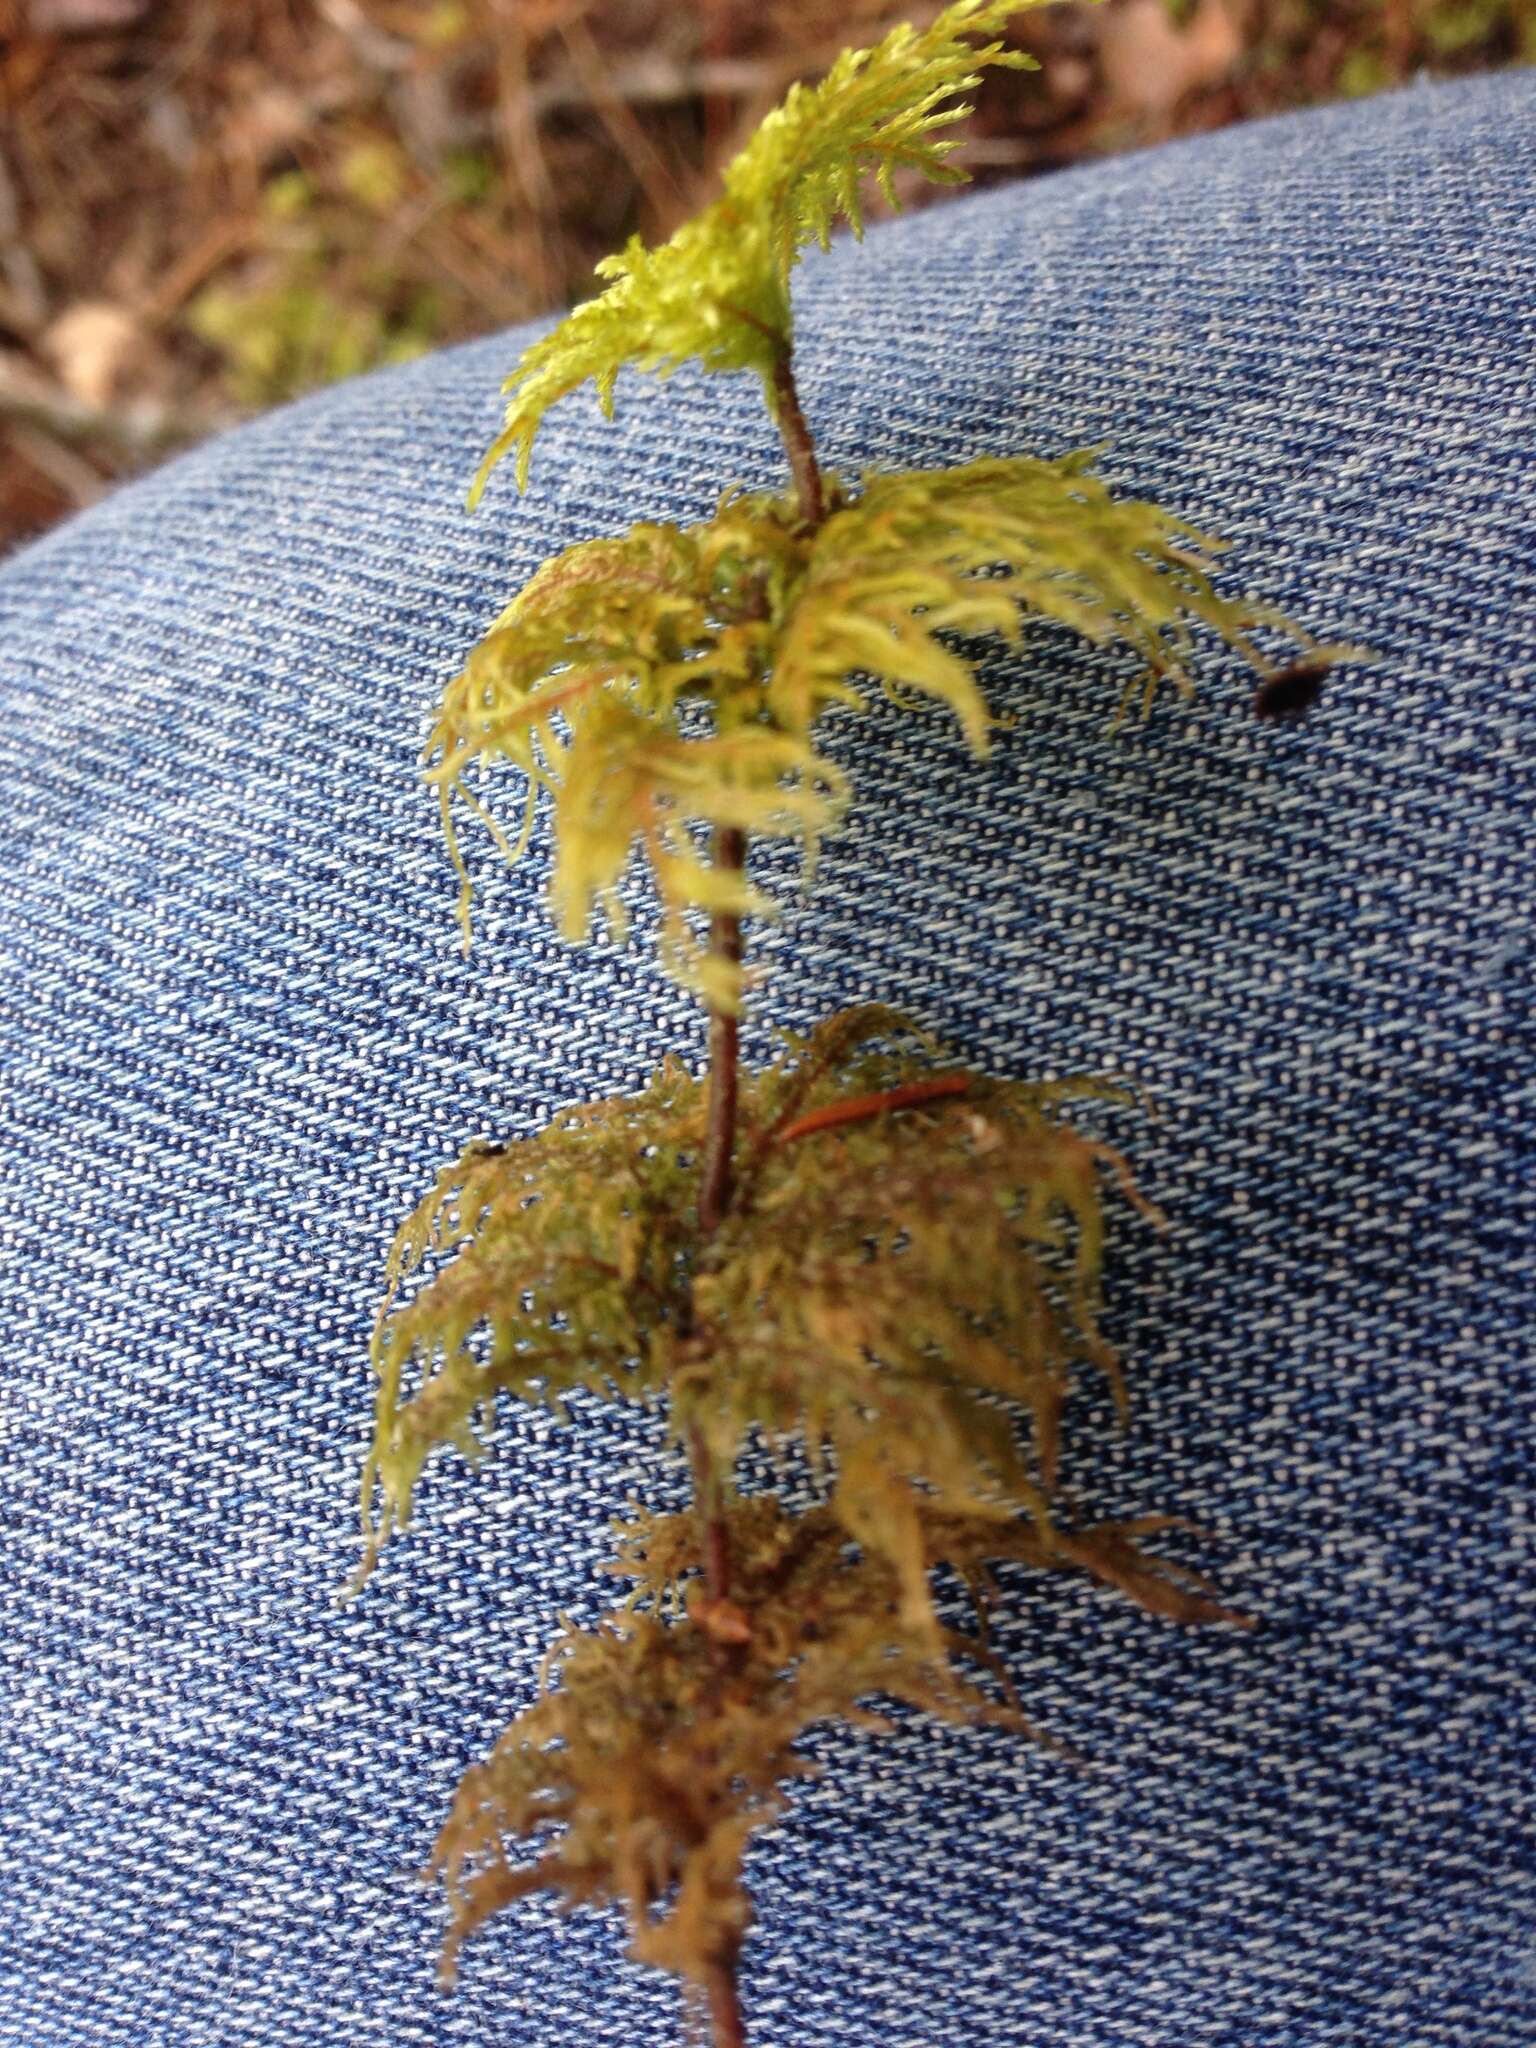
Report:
6,418,105,509
0,141,49,335
558,13,688,224
527,52,781,123
141,215,252,325
494,9,562,304
0,377,216,456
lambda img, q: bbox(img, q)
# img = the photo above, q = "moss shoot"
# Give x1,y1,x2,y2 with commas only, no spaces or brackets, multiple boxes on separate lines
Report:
355,6,1331,2042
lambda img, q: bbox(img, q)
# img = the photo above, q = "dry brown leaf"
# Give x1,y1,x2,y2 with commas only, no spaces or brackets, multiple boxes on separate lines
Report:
1097,0,1242,122
27,0,152,34
42,300,141,409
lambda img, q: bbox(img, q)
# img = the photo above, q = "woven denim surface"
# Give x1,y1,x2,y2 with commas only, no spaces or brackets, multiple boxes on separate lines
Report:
2,68,1533,2048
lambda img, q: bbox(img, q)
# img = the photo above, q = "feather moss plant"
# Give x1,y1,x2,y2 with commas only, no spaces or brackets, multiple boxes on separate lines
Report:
356,6,1325,2043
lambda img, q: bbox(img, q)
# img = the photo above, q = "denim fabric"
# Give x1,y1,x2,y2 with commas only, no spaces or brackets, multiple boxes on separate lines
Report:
1,68,1533,2048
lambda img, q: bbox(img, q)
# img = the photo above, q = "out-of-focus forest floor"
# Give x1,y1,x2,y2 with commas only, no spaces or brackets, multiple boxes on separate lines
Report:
1,0,1530,553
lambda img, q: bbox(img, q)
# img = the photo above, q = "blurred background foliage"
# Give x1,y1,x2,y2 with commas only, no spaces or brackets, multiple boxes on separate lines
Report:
0,0,1530,552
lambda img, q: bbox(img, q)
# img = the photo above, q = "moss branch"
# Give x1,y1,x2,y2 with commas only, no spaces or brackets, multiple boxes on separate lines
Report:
691,822,748,1617
774,1074,971,1147
769,350,825,531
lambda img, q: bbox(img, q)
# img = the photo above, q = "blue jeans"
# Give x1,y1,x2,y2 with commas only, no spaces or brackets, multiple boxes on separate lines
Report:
1,68,1532,2048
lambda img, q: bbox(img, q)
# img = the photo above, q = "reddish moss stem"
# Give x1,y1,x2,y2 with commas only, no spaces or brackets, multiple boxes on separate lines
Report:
774,1075,971,1147
770,350,825,531
699,999,740,1234
688,1421,730,1607
683,754,764,2048
691,823,747,1613
698,826,745,1238
705,1960,747,2048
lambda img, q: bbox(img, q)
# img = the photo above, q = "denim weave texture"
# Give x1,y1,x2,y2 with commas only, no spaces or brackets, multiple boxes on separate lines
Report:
0,69,1532,2048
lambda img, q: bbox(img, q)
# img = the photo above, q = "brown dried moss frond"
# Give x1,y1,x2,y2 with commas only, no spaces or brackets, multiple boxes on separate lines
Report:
916,1509,1250,1629
434,1492,1242,1990
431,1498,1010,1994
429,1609,762,1988
610,1496,1242,1639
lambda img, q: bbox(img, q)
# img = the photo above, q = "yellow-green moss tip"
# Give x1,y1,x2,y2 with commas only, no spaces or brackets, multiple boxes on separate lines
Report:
470,1,1052,500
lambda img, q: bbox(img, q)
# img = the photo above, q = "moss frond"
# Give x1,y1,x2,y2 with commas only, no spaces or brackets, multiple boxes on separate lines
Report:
363,1007,1159,1615
367,1015,1246,1995
724,0,1041,275
434,457,1310,1008
685,1008,1160,1626
433,1491,1239,1993
426,492,834,1004
781,452,1306,732
359,1058,704,1564
429,1500,1009,1995
470,2,1047,498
